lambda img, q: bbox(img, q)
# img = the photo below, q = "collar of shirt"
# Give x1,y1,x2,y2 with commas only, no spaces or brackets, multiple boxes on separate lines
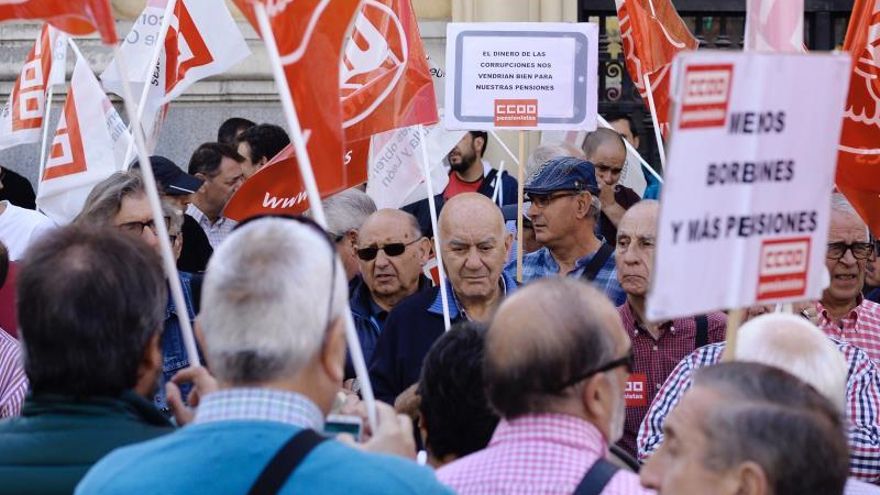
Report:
194,387,324,430
186,203,228,229
428,271,518,319
490,413,608,456
529,240,609,277
816,296,865,331
619,301,679,340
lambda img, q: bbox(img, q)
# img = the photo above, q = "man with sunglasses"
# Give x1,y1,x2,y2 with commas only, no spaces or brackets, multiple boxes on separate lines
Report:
437,278,651,494
347,209,431,378
583,128,641,245
505,156,626,306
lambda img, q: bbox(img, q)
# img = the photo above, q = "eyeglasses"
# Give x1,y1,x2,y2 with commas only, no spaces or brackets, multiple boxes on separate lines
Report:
356,238,423,261
117,216,170,236
556,348,635,391
527,191,581,209
826,242,875,261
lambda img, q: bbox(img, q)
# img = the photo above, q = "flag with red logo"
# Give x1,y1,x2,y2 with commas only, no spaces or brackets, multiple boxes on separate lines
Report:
0,0,117,44
36,53,132,224
744,0,806,53
227,0,361,221
615,0,698,137
0,25,66,151
101,0,249,144
837,0,880,235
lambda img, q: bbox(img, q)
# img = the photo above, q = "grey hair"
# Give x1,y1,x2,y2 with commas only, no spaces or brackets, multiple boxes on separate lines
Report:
165,202,183,237
200,218,347,384
830,192,869,240
74,171,145,226
322,188,377,238
525,141,586,183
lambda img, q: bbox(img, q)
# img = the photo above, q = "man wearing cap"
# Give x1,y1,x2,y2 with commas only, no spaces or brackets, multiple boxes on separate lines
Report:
136,156,213,273
504,156,626,306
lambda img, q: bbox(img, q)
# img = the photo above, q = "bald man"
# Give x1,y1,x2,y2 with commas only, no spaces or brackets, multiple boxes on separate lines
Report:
614,201,726,457
369,193,516,405
348,209,432,379
437,278,651,494
583,128,641,243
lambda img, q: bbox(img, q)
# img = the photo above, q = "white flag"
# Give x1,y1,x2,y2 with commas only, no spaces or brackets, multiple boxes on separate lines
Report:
0,25,65,151
101,0,250,138
744,0,806,53
37,54,132,225
367,124,466,209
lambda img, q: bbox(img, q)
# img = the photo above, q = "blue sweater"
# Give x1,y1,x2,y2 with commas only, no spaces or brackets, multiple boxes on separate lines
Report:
75,421,453,494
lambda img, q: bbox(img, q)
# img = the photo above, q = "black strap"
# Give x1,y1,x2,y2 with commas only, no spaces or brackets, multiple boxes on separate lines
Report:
248,429,327,495
695,315,709,349
573,458,621,495
581,243,615,282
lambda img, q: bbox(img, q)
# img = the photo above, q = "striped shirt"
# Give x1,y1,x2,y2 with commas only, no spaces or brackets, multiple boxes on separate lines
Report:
505,245,626,306
0,329,27,418
194,388,324,430
817,299,880,364
437,413,654,494
186,204,237,249
637,338,880,482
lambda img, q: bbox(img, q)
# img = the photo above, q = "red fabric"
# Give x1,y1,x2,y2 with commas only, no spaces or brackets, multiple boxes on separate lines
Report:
616,0,698,138
0,0,117,44
0,263,18,339
837,0,880,236
443,173,483,200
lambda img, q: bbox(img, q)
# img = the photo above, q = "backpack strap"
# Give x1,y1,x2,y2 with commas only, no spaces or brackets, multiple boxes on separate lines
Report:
573,458,621,495
695,315,709,349
247,429,328,495
581,243,615,282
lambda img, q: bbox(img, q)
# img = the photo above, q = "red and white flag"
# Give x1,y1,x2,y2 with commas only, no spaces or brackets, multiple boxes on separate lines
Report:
101,0,249,142
615,0,698,138
744,0,806,53
837,0,880,235
37,53,132,225
0,25,66,151
0,0,117,45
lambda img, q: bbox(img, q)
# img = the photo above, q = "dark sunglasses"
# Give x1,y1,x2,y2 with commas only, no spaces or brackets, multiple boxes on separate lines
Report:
826,241,875,261
356,238,423,261
556,348,635,391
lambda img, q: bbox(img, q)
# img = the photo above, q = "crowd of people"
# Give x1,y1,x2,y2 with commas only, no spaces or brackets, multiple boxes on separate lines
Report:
0,114,877,494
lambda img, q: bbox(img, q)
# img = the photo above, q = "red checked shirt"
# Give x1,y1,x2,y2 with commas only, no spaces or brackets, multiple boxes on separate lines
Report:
817,298,880,363
437,413,654,495
617,303,727,457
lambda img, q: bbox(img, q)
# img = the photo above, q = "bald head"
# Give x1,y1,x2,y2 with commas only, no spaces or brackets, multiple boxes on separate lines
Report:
360,208,421,241
439,193,505,239
485,278,626,419
583,128,627,187
583,128,626,159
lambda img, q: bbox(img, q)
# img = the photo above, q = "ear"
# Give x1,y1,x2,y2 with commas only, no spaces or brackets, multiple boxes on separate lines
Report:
503,231,514,254
575,193,592,220
194,172,207,182
258,156,269,168
473,136,486,156
320,317,347,385
194,318,208,358
417,237,432,265
134,331,163,398
733,461,770,495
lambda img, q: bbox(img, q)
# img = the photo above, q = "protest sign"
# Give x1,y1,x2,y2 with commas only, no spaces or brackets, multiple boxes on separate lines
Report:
444,22,598,131
647,51,851,321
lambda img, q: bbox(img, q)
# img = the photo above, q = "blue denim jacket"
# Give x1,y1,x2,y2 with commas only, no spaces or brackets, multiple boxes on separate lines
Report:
153,272,199,413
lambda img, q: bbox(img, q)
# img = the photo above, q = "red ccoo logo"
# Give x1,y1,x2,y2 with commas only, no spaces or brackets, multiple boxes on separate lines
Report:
756,237,811,301
679,64,733,130
494,98,538,128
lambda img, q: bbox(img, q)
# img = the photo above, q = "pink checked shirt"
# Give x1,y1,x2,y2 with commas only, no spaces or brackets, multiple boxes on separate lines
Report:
0,329,26,418
437,413,654,495
817,299,880,363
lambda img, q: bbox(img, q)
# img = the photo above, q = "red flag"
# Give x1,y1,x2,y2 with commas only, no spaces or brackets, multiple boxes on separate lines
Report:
837,0,880,235
615,0,698,137
0,0,117,45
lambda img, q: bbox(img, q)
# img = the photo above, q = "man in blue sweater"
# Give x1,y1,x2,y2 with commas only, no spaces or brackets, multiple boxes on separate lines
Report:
77,218,452,494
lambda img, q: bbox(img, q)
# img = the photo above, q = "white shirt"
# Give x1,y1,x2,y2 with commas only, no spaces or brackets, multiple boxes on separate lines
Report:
186,203,236,249
0,201,55,260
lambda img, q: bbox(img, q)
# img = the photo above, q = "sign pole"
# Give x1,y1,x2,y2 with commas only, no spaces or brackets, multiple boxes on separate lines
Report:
597,114,662,183
642,73,668,172
418,124,452,332
721,308,745,362
516,130,526,283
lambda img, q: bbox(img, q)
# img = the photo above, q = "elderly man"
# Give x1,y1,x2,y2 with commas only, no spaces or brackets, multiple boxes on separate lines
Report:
639,313,880,483
583,128,641,244
641,361,850,495
505,156,626,306
437,278,651,494
348,209,431,377
323,188,377,282
187,142,245,248
370,193,516,405
798,195,880,361
235,123,290,179
77,218,451,494
0,226,173,494
614,201,726,456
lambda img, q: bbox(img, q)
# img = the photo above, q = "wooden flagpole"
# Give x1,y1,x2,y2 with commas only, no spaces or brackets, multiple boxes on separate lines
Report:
516,130,526,283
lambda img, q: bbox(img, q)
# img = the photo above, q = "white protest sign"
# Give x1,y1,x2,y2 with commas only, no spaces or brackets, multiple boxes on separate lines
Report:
647,51,851,320
444,22,598,131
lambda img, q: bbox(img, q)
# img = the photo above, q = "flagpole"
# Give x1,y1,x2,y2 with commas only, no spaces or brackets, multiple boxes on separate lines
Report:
516,130,525,283
123,0,179,165
491,160,505,204
72,39,201,371
642,73,668,172
597,114,663,182
418,124,452,332
253,2,378,431
37,85,55,182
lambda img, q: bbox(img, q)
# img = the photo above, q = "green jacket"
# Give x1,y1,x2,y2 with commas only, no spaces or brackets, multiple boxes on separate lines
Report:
0,391,174,495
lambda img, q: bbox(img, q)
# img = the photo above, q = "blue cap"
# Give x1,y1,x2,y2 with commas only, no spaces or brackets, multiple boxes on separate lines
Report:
132,156,204,196
524,156,599,196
